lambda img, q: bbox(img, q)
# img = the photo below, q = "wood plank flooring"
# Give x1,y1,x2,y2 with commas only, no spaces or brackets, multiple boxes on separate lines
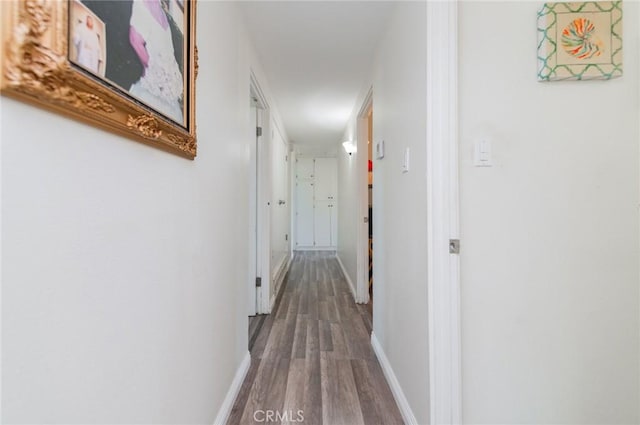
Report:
249,315,267,351
228,251,403,425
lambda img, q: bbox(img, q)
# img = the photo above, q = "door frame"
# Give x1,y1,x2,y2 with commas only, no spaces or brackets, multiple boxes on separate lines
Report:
356,88,373,304
250,71,272,315
425,2,462,424
248,99,259,317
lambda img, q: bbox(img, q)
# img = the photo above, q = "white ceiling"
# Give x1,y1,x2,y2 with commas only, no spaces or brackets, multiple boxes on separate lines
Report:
240,1,396,147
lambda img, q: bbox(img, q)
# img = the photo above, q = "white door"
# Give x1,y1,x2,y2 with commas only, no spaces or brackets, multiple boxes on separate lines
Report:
314,157,337,201
270,126,289,275
255,107,271,314
314,201,332,247
296,158,315,180
330,202,338,246
296,181,315,247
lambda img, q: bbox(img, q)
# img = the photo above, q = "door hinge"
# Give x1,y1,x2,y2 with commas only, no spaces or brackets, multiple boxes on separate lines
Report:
449,239,460,254
256,277,262,287
256,126,262,137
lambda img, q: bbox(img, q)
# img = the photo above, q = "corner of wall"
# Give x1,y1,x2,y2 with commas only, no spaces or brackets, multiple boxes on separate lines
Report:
270,254,293,310
212,351,251,425
336,253,357,301
370,333,418,425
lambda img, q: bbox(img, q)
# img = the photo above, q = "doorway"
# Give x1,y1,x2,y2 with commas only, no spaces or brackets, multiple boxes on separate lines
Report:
248,77,271,349
249,96,260,317
356,89,373,306
367,108,373,302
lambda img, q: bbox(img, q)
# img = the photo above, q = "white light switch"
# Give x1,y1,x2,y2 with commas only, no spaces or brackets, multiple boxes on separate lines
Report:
376,140,385,159
474,139,493,167
402,147,410,173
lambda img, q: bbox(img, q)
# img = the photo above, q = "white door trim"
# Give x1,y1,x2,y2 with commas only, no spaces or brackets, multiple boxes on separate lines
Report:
250,71,272,315
426,2,461,424
248,101,258,317
355,88,373,304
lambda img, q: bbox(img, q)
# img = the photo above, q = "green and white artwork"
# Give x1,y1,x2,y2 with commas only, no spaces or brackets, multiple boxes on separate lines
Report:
537,1,622,81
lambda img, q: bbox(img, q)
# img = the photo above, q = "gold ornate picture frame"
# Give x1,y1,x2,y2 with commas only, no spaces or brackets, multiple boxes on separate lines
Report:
1,0,197,158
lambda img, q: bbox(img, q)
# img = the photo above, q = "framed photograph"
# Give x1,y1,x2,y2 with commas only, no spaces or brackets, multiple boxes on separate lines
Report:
1,0,198,158
537,1,622,82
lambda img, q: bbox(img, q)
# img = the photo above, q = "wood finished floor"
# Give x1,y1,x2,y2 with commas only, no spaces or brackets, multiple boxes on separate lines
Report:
229,251,403,425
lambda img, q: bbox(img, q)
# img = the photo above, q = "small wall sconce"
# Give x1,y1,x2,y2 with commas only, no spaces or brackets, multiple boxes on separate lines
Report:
342,140,357,155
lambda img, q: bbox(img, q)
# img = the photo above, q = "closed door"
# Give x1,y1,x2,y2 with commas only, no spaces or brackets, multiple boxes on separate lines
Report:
296,181,314,246
330,202,337,246
271,127,289,270
314,157,337,201
314,201,332,247
296,158,315,180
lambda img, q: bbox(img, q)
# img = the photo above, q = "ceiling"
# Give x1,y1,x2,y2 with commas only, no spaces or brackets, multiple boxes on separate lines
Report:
240,1,396,148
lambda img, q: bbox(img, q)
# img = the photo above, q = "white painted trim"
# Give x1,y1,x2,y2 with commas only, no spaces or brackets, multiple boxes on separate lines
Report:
250,72,272,316
212,351,251,425
371,332,418,425
293,246,336,252
637,5,640,420
250,70,269,110
257,109,272,315
426,2,462,424
289,149,297,259
270,254,293,310
357,87,373,118
0,97,4,424
271,254,288,282
356,89,372,306
248,103,259,317
336,254,357,301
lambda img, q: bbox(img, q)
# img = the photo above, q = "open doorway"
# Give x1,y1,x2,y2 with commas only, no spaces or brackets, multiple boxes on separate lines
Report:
248,92,262,349
356,89,373,310
367,108,373,304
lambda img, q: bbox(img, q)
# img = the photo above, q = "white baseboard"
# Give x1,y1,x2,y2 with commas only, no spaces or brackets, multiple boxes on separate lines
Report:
270,255,293,310
213,351,251,425
371,332,418,425
294,246,336,251
335,254,357,301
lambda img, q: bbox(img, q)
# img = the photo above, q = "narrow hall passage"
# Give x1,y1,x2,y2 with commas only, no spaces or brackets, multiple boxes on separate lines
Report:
228,251,403,425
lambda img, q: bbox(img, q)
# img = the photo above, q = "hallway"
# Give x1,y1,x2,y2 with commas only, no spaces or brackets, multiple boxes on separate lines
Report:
229,252,403,425
3,1,640,423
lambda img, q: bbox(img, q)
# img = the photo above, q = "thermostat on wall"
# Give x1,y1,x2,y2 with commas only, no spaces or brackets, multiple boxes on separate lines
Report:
376,140,385,159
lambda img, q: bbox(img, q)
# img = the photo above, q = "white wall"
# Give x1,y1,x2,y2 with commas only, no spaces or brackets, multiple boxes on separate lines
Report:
1,2,279,423
337,143,360,294
459,2,640,423
337,3,430,423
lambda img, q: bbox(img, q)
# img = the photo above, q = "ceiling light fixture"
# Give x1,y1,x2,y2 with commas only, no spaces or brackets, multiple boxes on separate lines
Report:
342,140,357,156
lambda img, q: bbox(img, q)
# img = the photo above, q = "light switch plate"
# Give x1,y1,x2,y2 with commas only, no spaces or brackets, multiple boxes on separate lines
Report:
474,139,493,167
376,140,385,159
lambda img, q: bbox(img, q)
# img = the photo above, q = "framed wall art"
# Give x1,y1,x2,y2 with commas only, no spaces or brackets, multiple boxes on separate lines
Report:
537,1,622,81
1,0,198,158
